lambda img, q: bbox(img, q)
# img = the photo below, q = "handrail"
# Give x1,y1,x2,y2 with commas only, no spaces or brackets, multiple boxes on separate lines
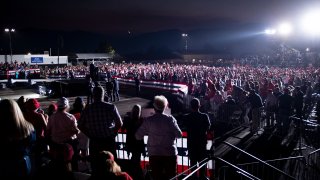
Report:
308,148,320,156
215,157,261,180
171,155,261,180
235,156,305,166
307,148,320,172
181,159,210,180
222,141,296,180
169,157,210,180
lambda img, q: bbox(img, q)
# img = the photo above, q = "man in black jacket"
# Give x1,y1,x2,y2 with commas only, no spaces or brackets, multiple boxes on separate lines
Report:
185,98,211,180
248,89,263,134
278,88,293,134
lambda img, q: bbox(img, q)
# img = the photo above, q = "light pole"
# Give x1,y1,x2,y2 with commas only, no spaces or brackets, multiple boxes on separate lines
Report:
182,33,188,54
4,28,15,63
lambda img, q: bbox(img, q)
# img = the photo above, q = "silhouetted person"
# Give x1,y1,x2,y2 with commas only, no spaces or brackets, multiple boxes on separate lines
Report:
134,75,141,97
112,77,120,101
78,86,123,175
105,78,113,102
185,98,211,180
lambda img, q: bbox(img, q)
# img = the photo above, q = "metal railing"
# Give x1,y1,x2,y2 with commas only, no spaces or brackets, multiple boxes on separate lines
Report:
114,130,214,175
215,157,261,180
218,156,306,180
171,155,261,180
306,148,320,180
220,141,296,180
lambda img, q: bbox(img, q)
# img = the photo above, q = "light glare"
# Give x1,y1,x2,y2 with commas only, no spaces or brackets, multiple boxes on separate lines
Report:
278,23,292,35
265,28,276,35
301,10,320,35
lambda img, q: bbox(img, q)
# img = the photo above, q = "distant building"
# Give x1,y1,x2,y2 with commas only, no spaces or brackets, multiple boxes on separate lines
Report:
70,53,113,65
0,54,68,65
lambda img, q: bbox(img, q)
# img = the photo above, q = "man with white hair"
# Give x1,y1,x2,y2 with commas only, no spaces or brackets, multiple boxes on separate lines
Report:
136,95,182,180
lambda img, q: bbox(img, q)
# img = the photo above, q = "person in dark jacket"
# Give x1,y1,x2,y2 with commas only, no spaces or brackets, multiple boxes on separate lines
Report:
278,88,293,134
122,104,145,180
105,78,114,102
248,89,263,134
112,77,120,101
293,86,304,118
185,98,211,180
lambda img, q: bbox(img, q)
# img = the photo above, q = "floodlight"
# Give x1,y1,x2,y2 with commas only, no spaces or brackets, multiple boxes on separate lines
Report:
5,28,9,32
265,28,276,35
278,23,292,36
182,33,188,37
301,10,320,35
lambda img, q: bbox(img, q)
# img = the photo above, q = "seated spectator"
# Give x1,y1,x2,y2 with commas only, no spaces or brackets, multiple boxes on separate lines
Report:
89,151,133,180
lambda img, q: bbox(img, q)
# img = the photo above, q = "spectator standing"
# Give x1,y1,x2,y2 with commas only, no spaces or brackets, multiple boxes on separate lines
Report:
69,97,89,158
47,103,58,117
112,77,120,101
185,98,211,180
265,89,277,127
134,75,141,97
247,89,264,134
24,98,48,167
278,88,293,134
78,86,123,175
86,77,95,105
122,104,145,180
0,99,36,179
292,86,304,118
47,97,80,171
105,78,114,102
136,95,182,180
17,95,27,113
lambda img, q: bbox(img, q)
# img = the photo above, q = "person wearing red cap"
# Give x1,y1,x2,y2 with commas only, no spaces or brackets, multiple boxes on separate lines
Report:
24,98,48,168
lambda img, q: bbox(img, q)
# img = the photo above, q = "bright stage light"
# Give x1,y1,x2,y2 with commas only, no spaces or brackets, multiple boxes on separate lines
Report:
301,10,320,35
278,23,292,36
265,28,276,35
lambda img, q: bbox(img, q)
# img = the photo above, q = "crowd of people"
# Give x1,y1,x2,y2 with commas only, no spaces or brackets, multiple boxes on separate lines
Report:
1,79,215,180
2,54,320,179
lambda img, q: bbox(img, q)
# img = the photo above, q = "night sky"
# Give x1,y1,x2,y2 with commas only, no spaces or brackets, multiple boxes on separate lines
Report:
1,0,320,55
3,0,319,33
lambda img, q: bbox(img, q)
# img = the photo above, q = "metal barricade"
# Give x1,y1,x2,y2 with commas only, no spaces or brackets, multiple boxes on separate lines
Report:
306,149,320,180
115,130,214,177
218,156,306,180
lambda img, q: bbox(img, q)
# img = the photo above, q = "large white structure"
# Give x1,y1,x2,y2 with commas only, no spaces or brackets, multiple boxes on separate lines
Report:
0,54,68,65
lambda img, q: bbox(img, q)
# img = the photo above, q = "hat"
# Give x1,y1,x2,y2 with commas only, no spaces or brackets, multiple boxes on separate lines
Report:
25,98,40,110
57,97,69,109
153,95,168,111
